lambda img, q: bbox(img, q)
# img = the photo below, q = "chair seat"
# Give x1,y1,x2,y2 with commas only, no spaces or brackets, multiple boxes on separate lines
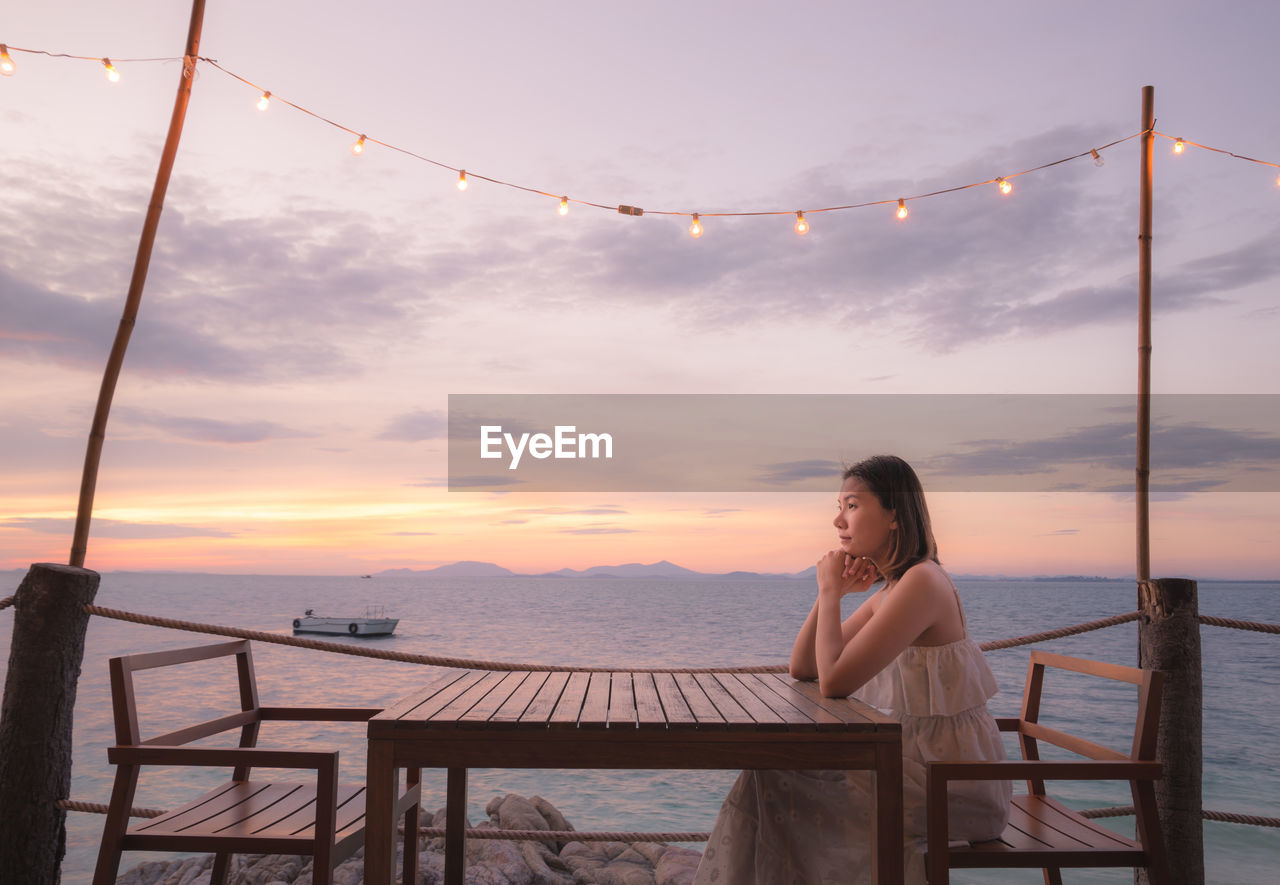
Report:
948,795,1147,868
123,780,368,856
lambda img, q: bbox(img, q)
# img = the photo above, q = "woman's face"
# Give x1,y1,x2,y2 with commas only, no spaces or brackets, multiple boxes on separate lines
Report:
833,476,897,563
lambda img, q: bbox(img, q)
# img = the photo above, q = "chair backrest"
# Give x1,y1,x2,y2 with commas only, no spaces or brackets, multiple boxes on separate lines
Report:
1016,650,1163,766
108,639,261,748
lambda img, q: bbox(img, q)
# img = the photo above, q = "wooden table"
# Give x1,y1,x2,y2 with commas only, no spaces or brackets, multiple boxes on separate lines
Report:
365,668,904,885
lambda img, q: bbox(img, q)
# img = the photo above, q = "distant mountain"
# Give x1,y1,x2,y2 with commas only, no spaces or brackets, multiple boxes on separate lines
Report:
539,560,703,579
379,561,515,577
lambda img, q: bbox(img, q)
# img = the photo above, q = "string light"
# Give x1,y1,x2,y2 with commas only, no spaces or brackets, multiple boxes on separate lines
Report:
11,48,1280,238
256,91,271,111
997,177,1012,195
689,213,703,238
558,196,569,216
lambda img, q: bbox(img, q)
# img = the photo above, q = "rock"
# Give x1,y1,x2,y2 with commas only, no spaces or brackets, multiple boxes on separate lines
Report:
114,793,701,885
561,841,656,885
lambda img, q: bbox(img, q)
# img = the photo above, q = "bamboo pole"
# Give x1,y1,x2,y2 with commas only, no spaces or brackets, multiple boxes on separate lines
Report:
68,0,208,568
1136,85,1154,585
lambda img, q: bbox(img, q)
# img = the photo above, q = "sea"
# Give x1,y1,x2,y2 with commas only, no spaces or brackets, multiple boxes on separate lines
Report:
1,571,1276,884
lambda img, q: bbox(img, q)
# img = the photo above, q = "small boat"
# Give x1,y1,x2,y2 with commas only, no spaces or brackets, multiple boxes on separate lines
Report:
292,606,398,636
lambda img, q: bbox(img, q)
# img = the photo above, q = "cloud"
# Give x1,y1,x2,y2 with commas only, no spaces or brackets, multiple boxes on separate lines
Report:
0,517,234,539
927,420,1280,490
756,459,844,485
117,407,313,444
557,525,638,535
445,475,526,488
387,530,437,536
513,505,629,516
378,410,448,442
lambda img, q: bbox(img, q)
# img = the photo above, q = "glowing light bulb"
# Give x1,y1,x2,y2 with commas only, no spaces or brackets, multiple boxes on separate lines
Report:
457,170,468,191
1174,137,1184,154
257,91,271,111
896,199,908,220
794,211,809,235
0,45,15,76
350,134,366,156
997,177,1012,195
689,213,703,238
1091,148,1105,167
559,196,569,216
102,58,120,82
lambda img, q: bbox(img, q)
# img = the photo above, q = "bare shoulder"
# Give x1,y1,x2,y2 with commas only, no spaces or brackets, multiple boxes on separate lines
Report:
885,560,954,604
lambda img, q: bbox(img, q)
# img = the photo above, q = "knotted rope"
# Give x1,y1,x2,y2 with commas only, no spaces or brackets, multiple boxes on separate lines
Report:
0,595,14,611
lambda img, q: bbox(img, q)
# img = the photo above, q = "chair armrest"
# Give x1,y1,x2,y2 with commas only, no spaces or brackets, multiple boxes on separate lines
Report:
107,745,340,771
258,706,382,722
927,759,1162,783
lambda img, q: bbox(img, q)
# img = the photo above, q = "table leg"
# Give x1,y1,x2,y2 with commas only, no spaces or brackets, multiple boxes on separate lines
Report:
364,738,397,885
444,767,468,885
872,742,905,885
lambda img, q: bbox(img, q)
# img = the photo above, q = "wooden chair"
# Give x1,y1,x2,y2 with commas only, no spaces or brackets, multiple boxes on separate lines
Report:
926,650,1170,885
92,640,421,885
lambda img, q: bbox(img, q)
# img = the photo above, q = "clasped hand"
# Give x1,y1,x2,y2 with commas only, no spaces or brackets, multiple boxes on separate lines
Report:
817,550,881,597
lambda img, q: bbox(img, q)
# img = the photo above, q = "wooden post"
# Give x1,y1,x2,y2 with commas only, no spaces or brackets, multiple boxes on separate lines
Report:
1137,578,1203,885
68,0,208,568
0,563,101,884
1136,84,1154,585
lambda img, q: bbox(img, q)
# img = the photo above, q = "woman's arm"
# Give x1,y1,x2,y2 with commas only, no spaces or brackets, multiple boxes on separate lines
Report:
790,554,881,680
814,561,951,697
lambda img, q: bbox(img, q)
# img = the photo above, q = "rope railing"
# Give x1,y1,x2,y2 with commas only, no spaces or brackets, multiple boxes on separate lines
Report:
1199,614,1280,635
83,604,785,673
1079,805,1279,829
20,599,1276,843
977,611,1141,651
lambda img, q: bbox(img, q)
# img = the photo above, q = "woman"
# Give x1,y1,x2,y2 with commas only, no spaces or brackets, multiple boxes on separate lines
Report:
693,455,1010,884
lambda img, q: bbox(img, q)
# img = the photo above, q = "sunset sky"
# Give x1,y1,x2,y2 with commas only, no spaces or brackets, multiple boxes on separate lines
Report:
2,1,1278,578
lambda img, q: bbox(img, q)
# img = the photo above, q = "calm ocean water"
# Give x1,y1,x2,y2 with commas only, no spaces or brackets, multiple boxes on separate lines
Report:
1,571,1276,883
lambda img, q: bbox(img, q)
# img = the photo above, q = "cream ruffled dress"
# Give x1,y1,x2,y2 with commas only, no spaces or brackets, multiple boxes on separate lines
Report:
693,635,1011,884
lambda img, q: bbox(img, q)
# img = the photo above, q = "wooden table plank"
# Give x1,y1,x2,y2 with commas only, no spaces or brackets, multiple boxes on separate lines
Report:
457,672,532,725
743,673,846,730
631,672,668,728
432,671,511,723
689,673,753,724
378,669,474,722
671,672,727,726
608,672,637,728
391,670,488,724
652,672,698,728
491,671,551,724
520,671,570,724
711,674,788,729
578,671,612,727
548,672,590,728
773,675,895,728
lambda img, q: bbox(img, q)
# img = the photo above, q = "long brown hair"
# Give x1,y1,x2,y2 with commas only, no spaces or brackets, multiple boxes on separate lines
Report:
842,454,938,582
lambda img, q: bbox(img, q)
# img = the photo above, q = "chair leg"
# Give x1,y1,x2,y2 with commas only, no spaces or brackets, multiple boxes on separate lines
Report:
210,852,232,885
1042,867,1063,885
91,765,140,885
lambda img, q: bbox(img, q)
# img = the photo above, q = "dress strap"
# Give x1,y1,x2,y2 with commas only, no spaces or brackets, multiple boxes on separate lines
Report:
943,570,969,638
